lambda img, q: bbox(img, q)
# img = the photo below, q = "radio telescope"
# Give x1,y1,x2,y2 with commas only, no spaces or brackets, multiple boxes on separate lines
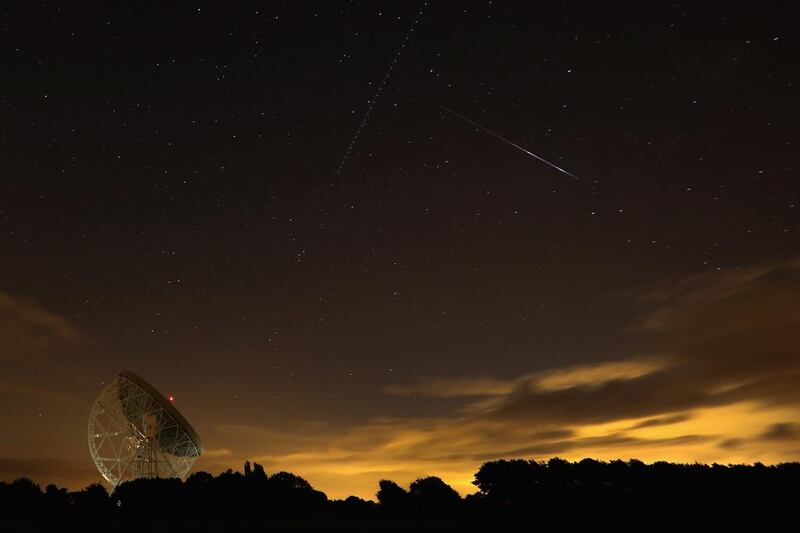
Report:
87,370,203,487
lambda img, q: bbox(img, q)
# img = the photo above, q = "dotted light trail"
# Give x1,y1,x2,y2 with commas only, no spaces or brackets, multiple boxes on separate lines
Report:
336,2,428,175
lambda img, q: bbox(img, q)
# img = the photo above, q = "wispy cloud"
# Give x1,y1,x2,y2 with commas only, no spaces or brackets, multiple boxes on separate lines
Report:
0,291,82,358
759,422,800,442
383,359,667,399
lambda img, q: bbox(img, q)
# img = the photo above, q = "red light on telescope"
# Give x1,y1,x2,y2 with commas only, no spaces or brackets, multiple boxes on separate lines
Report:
168,395,175,402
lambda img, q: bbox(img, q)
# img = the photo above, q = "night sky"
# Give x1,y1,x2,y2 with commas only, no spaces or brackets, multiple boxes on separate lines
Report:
1,2,798,498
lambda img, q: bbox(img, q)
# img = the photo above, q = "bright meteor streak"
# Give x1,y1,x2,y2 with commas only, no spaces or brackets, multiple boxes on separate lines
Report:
429,99,580,181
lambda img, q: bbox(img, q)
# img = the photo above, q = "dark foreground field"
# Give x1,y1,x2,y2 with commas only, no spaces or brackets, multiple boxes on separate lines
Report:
3,458,797,532
2,511,793,533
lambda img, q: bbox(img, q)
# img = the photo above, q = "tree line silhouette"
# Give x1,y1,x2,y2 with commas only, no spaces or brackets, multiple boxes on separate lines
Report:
2,458,797,531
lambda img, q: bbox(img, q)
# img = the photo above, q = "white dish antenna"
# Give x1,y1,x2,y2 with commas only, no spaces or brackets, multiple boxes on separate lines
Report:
87,370,202,486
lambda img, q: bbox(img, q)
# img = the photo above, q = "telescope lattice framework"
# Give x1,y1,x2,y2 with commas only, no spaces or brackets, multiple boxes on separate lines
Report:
87,370,202,487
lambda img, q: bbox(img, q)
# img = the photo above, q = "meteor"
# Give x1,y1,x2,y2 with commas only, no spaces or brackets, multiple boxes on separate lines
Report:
428,99,580,180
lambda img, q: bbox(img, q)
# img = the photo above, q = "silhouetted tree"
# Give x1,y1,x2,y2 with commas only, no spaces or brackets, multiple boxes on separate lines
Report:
182,470,214,513
3,458,798,530
186,470,214,486
267,471,327,513
43,483,69,515
2,478,42,514
113,478,184,514
251,462,268,482
409,476,461,513
269,471,312,491
241,461,269,513
475,458,552,511
331,495,377,515
376,479,410,512
72,482,111,514
214,468,247,513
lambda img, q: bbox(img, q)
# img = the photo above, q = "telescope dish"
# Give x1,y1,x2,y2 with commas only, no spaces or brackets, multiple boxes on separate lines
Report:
87,370,202,487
